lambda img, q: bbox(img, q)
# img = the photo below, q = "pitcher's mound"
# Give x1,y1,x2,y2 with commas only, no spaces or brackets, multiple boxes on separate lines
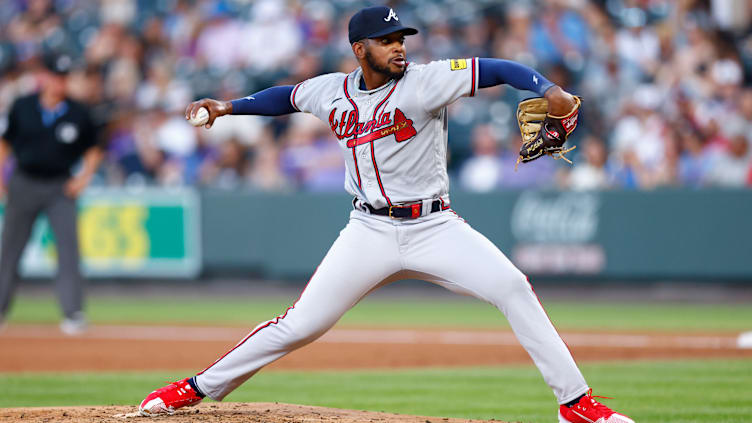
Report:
0,402,509,423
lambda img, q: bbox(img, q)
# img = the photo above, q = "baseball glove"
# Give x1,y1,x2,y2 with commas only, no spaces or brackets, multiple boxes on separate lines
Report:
515,96,581,168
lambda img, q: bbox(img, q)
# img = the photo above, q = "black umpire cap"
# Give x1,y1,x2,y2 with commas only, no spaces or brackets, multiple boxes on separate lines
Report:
42,52,74,75
348,6,418,44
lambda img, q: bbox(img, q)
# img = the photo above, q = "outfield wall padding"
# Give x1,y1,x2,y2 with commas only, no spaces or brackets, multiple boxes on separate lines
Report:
201,189,752,280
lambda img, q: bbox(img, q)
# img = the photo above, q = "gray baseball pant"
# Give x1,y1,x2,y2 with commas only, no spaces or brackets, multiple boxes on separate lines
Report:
0,171,84,319
195,210,588,404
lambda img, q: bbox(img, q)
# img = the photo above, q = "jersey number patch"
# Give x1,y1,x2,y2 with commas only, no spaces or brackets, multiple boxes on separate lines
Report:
450,59,467,71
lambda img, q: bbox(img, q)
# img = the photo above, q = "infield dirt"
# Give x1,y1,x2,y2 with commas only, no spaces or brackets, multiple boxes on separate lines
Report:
0,324,748,372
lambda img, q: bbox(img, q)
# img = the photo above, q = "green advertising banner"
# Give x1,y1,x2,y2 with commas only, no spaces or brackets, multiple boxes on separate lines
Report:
201,189,752,280
0,188,201,278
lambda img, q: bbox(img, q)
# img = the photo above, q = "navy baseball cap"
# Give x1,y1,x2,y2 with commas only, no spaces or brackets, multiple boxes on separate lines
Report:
42,53,74,75
348,6,418,44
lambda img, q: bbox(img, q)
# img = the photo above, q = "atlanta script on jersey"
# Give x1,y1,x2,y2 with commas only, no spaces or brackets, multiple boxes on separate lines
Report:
291,58,480,209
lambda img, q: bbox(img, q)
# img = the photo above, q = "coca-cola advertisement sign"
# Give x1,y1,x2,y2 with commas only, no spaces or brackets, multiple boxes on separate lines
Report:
511,192,600,243
511,192,605,274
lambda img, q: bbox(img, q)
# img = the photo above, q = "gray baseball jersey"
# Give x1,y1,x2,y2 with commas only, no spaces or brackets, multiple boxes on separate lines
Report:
291,58,479,209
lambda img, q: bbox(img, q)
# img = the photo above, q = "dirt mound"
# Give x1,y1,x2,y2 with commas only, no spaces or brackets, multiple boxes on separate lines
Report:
0,403,502,423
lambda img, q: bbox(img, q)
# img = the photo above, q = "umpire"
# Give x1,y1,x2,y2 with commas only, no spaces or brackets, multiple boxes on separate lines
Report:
0,53,103,335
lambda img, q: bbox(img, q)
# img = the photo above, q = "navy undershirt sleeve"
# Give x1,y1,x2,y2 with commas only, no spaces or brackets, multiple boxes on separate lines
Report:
477,58,554,96
230,85,296,116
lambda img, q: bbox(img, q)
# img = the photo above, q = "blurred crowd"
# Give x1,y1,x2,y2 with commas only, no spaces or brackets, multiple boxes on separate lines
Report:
1,0,752,192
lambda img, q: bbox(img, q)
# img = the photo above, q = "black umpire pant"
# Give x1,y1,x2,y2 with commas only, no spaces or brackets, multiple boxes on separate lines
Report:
0,170,84,320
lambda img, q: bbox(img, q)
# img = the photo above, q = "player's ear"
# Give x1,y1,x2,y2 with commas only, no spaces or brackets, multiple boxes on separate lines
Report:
352,40,366,59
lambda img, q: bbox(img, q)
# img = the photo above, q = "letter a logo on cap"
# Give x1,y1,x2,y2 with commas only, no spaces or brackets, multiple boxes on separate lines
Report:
384,8,399,22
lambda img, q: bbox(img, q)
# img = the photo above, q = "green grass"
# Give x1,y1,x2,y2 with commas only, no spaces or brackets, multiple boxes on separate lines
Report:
2,360,751,422
6,294,752,332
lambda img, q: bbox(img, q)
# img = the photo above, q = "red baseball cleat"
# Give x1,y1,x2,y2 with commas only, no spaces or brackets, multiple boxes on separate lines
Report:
139,378,203,416
558,389,634,423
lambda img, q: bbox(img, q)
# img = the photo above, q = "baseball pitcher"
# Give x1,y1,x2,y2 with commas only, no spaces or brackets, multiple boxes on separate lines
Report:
139,7,633,423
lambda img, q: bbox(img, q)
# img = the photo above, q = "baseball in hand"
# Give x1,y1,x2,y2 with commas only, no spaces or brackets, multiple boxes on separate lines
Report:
188,107,210,127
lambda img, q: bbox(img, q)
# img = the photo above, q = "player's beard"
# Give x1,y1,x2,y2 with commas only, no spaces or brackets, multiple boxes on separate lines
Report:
365,50,405,81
